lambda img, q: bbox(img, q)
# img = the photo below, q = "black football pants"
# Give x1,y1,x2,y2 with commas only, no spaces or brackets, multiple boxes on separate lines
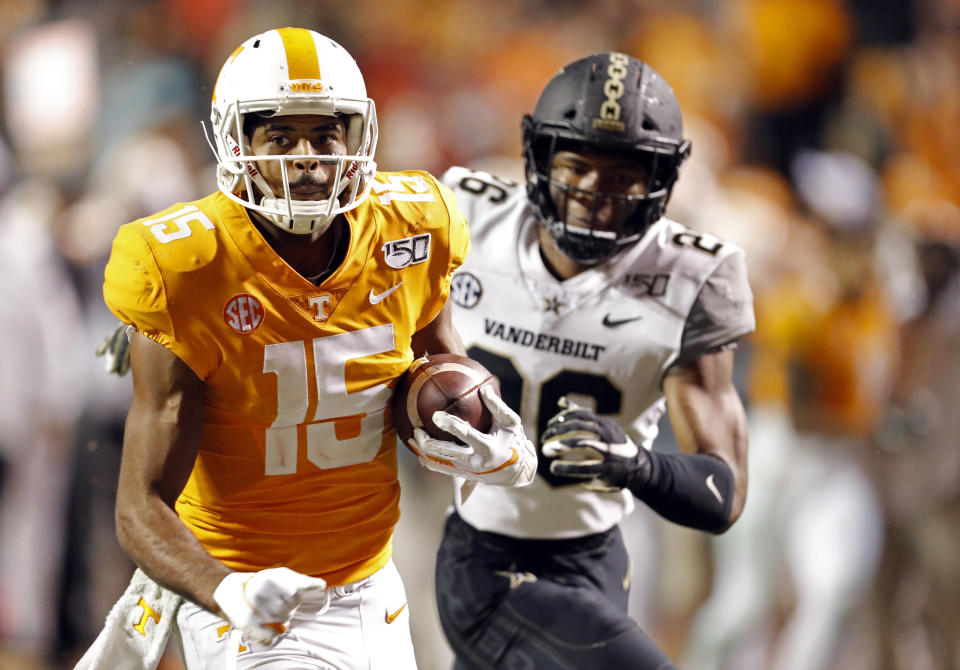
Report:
436,511,678,669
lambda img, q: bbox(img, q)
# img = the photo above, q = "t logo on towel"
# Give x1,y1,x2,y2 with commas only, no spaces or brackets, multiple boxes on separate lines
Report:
132,597,161,636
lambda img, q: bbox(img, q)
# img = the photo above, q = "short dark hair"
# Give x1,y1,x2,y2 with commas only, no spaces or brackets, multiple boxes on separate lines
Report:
241,112,346,140
242,112,271,140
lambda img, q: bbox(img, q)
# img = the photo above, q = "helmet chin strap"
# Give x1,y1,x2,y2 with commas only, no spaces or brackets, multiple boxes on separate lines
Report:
258,195,337,236
250,159,351,236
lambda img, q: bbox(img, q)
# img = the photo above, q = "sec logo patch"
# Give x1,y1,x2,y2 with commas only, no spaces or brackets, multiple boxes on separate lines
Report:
223,293,264,334
451,272,482,308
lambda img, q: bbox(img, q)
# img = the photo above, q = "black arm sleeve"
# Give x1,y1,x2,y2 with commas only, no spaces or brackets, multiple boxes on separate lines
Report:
627,450,735,533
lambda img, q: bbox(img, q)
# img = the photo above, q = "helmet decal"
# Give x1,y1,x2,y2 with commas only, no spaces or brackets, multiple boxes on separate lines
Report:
594,52,629,133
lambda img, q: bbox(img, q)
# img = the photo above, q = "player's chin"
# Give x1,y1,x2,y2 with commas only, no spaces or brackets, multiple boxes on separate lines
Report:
565,207,633,231
290,191,330,201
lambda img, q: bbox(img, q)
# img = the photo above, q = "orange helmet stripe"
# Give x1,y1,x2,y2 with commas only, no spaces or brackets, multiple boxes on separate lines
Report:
211,45,245,103
277,27,321,81
225,44,245,64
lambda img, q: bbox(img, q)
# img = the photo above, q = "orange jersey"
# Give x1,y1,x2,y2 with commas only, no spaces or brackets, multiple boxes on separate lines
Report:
104,171,469,585
751,276,898,437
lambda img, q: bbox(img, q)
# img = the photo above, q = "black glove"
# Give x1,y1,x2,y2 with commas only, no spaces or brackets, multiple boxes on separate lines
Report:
95,322,133,376
541,399,737,532
539,398,650,492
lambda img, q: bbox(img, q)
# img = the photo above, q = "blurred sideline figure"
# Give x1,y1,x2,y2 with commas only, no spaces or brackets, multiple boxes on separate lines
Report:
77,27,534,670
870,207,960,669
56,129,199,665
684,150,893,670
433,53,755,669
0,180,85,665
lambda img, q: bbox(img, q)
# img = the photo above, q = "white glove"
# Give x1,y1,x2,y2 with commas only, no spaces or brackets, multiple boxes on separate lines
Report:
212,568,328,645
409,385,536,487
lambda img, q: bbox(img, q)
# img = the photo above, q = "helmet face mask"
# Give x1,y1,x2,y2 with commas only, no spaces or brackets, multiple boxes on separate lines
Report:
522,53,691,264
208,28,378,235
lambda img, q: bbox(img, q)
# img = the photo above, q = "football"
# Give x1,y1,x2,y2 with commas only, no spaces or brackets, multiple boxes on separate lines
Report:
392,353,500,446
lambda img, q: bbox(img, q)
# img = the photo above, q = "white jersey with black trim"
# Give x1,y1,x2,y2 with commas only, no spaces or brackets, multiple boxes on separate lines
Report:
442,166,755,539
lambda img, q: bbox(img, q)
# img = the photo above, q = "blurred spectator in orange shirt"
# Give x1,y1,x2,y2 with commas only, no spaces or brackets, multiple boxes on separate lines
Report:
687,150,895,670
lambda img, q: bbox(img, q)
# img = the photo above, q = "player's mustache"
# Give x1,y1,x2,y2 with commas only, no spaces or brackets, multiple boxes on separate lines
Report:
288,175,330,192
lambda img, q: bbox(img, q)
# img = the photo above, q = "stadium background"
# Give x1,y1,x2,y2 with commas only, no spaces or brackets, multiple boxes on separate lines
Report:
0,1,957,668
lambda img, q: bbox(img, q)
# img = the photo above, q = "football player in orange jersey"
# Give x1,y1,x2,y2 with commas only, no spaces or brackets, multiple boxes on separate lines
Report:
79,28,535,670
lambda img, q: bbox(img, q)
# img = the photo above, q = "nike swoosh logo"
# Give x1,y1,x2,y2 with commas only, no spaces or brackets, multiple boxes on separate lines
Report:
369,282,403,305
706,474,724,504
385,603,407,624
602,314,643,328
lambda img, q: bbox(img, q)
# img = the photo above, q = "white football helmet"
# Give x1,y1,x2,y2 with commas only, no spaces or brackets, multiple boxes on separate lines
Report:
209,28,378,235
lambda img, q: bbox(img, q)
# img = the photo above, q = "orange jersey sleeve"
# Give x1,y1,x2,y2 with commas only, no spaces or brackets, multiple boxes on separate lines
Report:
103,170,469,585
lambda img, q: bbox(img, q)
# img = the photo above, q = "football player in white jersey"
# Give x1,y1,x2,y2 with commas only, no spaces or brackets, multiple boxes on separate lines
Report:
79,28,535,670
424,53,756,668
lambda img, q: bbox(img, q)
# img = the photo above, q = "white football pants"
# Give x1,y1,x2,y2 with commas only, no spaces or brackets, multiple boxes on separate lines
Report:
174,560,417,670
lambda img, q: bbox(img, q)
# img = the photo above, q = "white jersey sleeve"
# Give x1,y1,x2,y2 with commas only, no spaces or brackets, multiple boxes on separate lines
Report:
677,249,755,364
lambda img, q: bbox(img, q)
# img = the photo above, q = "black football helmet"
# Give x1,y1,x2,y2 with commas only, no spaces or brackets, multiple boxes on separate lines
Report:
522,53,691,264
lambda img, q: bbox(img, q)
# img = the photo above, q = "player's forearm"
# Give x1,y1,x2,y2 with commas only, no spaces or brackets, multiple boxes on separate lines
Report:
116,494,230,615
118,335,227,609
652,404,747,532
627,450,736,533
662,357,749,531
672,388,749,527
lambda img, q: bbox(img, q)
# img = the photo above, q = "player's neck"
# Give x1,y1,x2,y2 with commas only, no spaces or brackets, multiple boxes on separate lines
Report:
537,228,590,280
249,211,349,284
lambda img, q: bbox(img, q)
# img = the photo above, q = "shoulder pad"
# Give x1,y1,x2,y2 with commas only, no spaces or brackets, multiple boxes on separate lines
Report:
128,199,222,273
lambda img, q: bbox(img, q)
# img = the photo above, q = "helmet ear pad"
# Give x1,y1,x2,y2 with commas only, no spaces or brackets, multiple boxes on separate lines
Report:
521,115,556,232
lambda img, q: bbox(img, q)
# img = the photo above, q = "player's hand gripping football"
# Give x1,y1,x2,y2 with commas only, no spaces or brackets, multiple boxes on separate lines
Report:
213,567,328,645
409,385,537,488
540,397,651,492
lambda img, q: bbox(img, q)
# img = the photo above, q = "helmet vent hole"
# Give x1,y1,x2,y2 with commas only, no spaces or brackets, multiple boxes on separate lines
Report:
253,39,261,48
563,108,576,120
642,117,658,131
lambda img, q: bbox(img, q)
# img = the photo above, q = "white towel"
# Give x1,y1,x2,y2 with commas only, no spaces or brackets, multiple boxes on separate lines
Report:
74,568,184,670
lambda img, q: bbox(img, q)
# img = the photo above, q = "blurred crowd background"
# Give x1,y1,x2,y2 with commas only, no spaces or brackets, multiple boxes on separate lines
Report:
0,0,958,669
